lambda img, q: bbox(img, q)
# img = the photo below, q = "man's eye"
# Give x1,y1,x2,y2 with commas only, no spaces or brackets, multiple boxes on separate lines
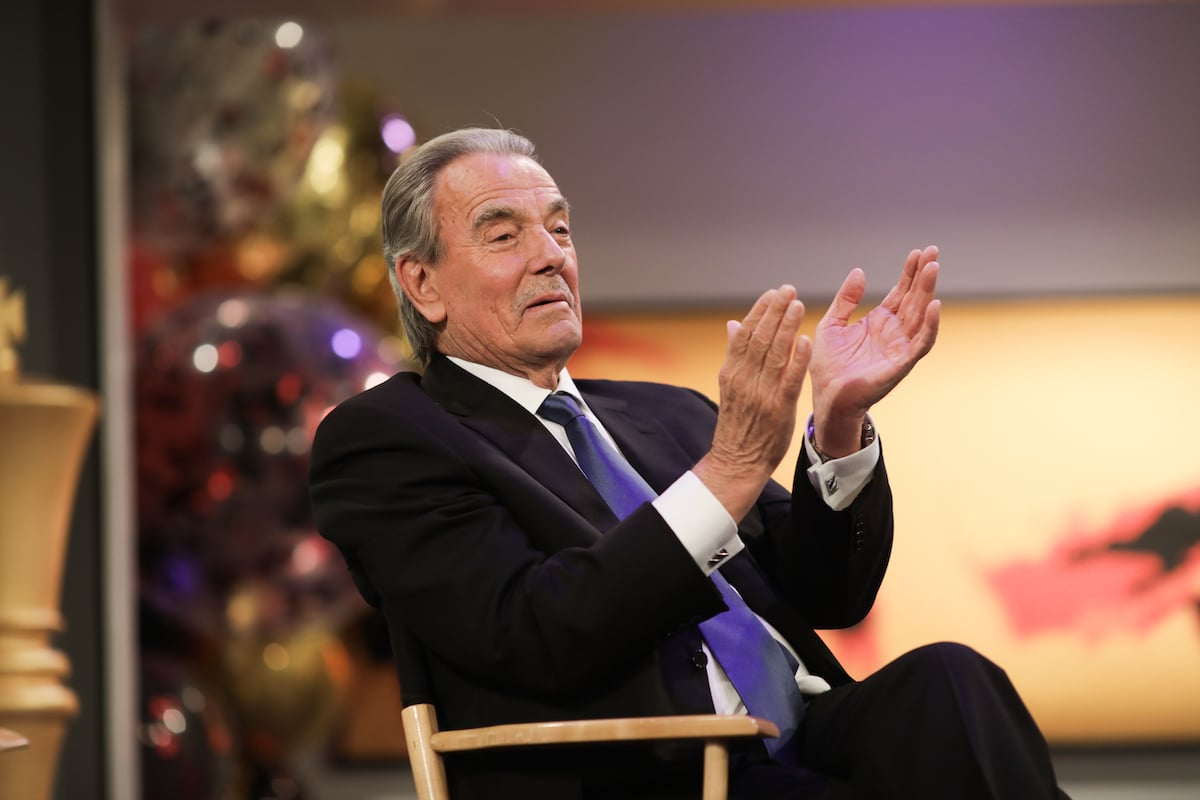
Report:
491,232,515,243
553,225,570,235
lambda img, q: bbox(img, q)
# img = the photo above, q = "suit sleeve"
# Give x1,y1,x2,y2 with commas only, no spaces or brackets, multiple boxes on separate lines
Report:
309,387,721,703
637,385,894,630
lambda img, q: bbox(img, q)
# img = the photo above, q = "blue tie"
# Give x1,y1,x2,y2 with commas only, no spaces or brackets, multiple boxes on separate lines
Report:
537,391,804,762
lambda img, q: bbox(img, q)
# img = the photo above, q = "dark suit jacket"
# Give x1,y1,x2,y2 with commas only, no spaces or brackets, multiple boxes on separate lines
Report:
309,354,894,799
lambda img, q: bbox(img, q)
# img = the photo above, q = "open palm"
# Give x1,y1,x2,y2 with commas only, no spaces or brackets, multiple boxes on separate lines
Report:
809,246,941,439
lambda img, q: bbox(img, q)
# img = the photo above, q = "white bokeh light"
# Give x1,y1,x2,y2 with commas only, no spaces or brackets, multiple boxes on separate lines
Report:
275,22,304,49
192,344,219,373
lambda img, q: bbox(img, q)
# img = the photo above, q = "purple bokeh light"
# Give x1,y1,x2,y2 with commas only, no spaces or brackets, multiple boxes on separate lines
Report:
381,115,417,154
331,328,363,359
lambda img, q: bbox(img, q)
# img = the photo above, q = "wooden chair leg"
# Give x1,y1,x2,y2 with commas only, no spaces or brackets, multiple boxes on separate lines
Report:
701,740,729,800
402,704,451,800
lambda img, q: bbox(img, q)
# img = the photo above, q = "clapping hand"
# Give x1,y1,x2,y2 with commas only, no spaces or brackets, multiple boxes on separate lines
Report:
696,285,812,520
807,246,941,458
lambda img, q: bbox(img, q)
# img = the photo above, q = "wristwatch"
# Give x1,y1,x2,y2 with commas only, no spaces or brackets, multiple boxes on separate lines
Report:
807,418,876,463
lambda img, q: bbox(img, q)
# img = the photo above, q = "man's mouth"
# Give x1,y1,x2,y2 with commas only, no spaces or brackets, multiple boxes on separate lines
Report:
526,293,571,310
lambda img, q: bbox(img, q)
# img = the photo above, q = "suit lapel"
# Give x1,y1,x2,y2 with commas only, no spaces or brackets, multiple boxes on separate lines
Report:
420,357,700,529
420,356,618,529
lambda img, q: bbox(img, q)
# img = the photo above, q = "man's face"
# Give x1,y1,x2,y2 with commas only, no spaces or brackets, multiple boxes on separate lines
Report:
413,151,582,382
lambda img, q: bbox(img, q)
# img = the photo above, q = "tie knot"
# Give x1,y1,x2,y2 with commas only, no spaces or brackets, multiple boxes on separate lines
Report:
538,392,584,427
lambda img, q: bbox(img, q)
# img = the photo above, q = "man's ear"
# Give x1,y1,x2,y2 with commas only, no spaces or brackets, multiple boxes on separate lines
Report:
395,255,446,324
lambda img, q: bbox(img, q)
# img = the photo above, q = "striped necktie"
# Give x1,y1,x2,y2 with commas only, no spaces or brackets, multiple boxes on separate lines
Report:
537,391,804,762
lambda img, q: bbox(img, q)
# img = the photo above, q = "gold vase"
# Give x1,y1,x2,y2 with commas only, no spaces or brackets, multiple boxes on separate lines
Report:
0,279,98,800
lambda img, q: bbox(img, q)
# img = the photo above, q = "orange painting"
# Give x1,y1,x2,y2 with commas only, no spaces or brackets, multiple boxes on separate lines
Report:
571,295,1200,744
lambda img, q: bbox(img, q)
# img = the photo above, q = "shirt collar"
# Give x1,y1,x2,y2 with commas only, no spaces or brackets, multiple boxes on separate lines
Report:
446,356,584,417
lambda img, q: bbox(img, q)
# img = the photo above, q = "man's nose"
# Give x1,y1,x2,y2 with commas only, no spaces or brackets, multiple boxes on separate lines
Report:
527,227,566,273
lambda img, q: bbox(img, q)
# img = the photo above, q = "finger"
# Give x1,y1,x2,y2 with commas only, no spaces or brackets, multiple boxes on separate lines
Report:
884,245,937,313
745,286,795,328
764,298,806,374
880,249,921,313
781,334,811,398
920,257,940,299
897,260,939,337
909,298,941,362
747,285,797,360
823,268,865,326
908,245,939,307
727,285,795,375
899,247,924,293
728,289,776,360
721,319,742,384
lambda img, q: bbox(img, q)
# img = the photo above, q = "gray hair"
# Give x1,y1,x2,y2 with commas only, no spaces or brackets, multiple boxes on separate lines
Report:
381,127,538,368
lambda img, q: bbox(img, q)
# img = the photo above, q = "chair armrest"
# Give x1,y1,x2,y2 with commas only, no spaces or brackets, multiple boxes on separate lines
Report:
0,728,29,753
428,713,779,753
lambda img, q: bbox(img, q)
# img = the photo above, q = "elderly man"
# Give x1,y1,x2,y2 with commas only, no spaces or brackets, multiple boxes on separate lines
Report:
310,128,1067,799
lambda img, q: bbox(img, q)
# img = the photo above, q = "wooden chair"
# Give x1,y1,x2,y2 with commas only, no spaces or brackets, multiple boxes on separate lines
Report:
402,704,777,800
391,625,778,800
403,705,777,800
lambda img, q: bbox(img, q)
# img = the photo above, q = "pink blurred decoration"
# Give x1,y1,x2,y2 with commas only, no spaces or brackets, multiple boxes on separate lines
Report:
136,288,407,639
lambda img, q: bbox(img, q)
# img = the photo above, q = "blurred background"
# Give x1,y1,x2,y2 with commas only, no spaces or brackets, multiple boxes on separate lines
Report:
1,0,1198,798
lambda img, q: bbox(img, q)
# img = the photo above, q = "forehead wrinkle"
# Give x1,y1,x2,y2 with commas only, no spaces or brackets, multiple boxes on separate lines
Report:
471,205,522,233
470,193,571,234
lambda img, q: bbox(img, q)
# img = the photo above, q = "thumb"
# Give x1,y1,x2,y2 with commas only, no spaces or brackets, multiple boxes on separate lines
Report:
721,318,745,364
825,268,866,326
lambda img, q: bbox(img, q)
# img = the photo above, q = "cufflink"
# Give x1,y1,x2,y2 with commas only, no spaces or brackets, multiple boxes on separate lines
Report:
707,548,729,566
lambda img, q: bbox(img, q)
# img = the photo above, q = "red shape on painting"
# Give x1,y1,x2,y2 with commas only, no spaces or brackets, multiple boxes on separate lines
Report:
986,489,1200,641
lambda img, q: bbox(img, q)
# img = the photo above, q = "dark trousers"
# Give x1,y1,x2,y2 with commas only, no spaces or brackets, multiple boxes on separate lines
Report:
732,642,1070,799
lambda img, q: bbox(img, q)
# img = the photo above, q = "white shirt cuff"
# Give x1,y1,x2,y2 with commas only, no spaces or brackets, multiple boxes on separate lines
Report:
652,470,743,575
804,414,880,512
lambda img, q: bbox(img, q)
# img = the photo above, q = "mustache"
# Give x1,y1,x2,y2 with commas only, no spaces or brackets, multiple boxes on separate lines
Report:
512,279,575,312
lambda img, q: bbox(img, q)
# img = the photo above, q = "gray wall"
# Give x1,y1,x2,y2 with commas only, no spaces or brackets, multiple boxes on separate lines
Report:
328,2,1200,306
